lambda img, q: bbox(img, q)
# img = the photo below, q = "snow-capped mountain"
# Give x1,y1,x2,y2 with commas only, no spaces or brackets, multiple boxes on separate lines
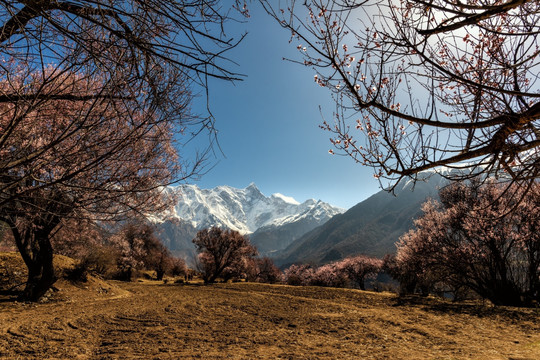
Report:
154,183,345,260
164,183,344,235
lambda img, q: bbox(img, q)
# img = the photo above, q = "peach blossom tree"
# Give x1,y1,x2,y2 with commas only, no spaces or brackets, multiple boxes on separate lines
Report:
282,264,315,286
245,257,282,284
282,255,383,289
396,180,540,306
193,227,258,283
110,223,181,281
336,255,383,290
0,0,247,301
0,71,188,300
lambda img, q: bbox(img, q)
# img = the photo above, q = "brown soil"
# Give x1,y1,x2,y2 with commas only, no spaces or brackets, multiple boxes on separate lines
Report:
0,254,539,359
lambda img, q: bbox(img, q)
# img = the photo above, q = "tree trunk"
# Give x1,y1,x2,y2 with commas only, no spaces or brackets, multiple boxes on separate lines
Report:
19,233,57,302
206,274,217,284
488,283,524,307
358,278,365,291
156,269,165,281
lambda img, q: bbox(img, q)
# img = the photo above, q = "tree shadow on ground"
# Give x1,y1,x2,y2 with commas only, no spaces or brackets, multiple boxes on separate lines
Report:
393,294,540,322
0,289,21,302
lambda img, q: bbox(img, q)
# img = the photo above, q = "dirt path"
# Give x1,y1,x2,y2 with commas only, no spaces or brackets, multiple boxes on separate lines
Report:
0,281,539,359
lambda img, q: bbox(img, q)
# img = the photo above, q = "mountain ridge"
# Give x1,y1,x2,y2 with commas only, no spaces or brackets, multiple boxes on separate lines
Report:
152,183,345,261
273,173,449,266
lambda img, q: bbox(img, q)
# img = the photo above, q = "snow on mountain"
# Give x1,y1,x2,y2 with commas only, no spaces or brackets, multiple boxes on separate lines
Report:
269,199,340,227
271,193,300,205
163,183,344,235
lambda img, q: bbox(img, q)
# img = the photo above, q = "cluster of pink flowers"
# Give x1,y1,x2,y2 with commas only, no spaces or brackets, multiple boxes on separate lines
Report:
282,255,383,290
395,181,540,306
193,227,258,283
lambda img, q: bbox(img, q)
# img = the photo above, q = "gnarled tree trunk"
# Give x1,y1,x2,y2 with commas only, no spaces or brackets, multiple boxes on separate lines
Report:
20,232,56,301
5,217,59,301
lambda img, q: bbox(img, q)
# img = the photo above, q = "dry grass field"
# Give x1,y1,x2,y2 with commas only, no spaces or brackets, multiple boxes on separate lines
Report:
0,253,539,360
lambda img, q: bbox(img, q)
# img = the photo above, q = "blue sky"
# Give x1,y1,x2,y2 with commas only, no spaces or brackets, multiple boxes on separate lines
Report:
185,3,381,209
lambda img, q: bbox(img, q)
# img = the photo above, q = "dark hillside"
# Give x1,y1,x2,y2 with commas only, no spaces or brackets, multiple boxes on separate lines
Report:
276,174,447,265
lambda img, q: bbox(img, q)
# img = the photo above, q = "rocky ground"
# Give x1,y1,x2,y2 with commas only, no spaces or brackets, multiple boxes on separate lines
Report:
0,253,539,359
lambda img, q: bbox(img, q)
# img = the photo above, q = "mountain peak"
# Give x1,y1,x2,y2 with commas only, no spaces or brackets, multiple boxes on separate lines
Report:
246,182,258,190
164,184,344,235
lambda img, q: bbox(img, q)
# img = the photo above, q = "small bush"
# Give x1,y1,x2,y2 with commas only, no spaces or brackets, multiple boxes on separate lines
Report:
79,245,118,278
65,262,89,283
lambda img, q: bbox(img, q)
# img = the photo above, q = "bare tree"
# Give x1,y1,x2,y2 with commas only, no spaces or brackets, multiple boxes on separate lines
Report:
261,0,539,191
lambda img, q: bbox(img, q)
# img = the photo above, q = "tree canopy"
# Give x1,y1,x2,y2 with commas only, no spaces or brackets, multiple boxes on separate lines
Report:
0,0,247,300
193,227,258,283
1,0,248,210
396,180,540,306
261,0,539,191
